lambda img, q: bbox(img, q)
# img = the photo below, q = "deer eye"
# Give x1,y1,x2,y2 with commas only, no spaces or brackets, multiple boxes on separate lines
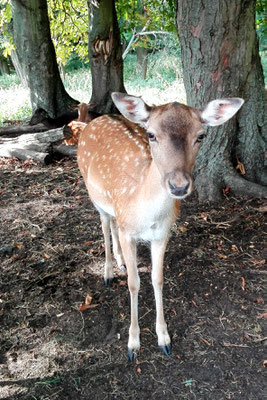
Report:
147,132,156,142
196,133,206,143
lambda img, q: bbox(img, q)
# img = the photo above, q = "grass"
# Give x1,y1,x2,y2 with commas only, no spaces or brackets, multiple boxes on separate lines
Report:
0,50,185,126
0,49,266,126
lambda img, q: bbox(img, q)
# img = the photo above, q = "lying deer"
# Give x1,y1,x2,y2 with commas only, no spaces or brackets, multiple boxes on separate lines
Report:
77,93,244,360
65,103,101,146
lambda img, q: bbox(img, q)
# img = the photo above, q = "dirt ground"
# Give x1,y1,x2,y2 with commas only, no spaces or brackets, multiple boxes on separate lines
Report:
0,157,266,400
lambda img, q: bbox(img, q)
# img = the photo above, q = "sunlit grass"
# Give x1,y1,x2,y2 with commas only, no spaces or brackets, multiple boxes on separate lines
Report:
0,51,185,126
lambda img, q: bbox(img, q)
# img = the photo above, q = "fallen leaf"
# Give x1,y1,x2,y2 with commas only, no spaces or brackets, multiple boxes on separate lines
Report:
85,241,94,246
200,212,208,221
119,280,127,286
85,294,93,305
14,242,23,249
223,186,230,195
256,312,267,319
177,226,188,233
79,303,99,312
236,158,246,175
219,254,227,259
136,367,142,374
256,297,263,304
241,277,245,291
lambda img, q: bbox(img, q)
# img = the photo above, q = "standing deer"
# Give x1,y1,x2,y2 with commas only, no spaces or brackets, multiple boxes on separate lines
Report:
77,93,244,360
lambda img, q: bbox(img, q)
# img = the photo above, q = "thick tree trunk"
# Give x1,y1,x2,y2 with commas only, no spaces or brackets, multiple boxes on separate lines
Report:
176,0,266,201
87,0,126,114
10,0,77,118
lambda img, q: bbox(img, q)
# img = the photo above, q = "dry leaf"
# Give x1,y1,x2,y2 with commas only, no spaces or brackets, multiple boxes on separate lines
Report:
136,367,142,374
241,277,245,291
257,312,267,319
14,242,23,249
85,294,93,305
178,226,188,233
219,254,227,259
201,212,208,221
223,186,230,195
236,158,246,175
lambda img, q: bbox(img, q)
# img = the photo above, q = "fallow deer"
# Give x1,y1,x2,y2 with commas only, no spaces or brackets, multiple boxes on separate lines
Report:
65,103,101,146
77,93,244,360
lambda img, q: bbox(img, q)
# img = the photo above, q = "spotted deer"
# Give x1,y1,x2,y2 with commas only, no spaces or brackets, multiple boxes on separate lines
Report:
77,93,244,360
65,103,101,146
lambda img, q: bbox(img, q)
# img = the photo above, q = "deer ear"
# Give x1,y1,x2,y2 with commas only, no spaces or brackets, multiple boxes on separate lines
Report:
201,98,244,126
112,92,151,127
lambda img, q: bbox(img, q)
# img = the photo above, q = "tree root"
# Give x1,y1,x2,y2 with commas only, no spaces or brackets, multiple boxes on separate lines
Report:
225,171,267,198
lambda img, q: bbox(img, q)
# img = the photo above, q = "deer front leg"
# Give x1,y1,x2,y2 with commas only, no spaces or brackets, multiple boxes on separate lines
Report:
151,237,171,356
110,217,126,271
119,231,140,360
100,213,114,286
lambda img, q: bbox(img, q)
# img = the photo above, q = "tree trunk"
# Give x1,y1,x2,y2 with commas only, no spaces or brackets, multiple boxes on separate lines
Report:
136,47,148,80
0,55,11,75
176,0,266,201
10,50,27,86
0,126,75,163
87,0,126,114
10,0,77,118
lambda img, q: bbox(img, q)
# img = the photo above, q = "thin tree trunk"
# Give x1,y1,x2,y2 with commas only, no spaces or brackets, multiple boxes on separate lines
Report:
136,47,148,80
87,0,126,114
10,0,77,118
176,0,266,201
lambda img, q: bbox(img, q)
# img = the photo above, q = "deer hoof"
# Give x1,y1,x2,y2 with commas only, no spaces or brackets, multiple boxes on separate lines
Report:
128,348,138,362
160,344,171,356
104,278,114,287
119,264,127,273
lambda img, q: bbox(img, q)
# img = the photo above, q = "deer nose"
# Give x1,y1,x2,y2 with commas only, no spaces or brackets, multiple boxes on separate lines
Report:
169,181,190,197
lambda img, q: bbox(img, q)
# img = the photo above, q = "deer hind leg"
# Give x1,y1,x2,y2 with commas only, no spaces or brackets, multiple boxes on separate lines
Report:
100,212,114,286
119,231,140,360
151,238,171,356
110,217,126,272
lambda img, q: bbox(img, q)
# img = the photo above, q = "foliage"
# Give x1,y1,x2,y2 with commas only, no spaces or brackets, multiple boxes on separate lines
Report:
116,0,177,51
0,0,14,57
256,0,266,51
47,0,88,66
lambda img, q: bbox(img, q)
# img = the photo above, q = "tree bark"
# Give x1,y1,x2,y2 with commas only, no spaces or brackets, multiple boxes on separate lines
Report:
136,47,148,80
176,0,266,201
87,0,126,114
0,124,48,138
10,0,77,118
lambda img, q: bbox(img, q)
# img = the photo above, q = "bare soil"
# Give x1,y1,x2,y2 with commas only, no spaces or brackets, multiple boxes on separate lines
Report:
0,157,266,400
